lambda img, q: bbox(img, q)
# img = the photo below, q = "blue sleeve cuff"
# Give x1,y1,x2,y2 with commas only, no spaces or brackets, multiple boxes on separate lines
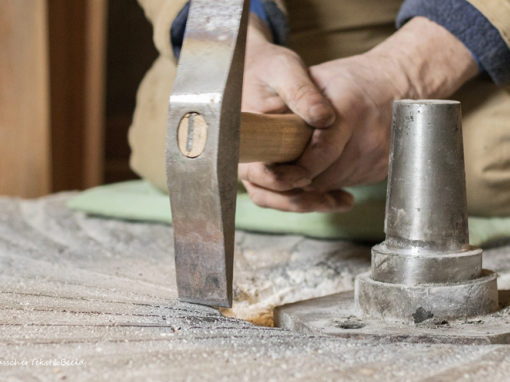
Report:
250,0,270,26
171,0,288,59
396,0,510,85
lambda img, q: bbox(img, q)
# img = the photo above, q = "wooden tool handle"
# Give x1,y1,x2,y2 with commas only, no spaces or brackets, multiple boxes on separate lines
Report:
239,112,312,163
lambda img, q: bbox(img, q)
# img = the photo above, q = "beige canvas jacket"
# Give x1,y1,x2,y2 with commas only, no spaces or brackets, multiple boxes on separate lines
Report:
130,0,510,216
134,0,510,66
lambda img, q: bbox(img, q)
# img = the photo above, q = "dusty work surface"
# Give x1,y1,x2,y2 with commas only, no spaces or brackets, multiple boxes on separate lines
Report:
2,193,510,381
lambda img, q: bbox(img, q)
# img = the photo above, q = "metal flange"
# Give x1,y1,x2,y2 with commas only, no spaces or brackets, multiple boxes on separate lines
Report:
355,270,498,322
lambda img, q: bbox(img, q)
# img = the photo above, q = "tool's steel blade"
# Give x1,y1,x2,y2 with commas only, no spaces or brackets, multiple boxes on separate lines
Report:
166,0,249,307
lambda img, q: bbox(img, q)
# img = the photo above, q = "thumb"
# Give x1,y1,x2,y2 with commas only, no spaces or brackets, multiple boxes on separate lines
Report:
270,52,336,128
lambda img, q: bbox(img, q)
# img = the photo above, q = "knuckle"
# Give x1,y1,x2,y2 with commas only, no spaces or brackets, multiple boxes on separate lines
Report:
263,166,294,191
243,165,257,183
291,84,319,107
246,165,268,185
274,50,300,68
286,195,311,213
262,96,287,113
309,134,338,156
281,48,300,62
244,165,294,192
248,190,269,209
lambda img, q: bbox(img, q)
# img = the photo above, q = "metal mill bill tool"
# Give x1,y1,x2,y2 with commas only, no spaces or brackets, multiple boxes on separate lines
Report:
354,100,498,321
166,0,312,307
275,100,507,344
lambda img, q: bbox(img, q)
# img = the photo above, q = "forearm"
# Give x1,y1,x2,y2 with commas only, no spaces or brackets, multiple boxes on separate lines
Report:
367,17,478,100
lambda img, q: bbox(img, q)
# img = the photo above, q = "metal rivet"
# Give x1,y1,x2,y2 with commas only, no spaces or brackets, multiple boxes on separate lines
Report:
177,112,208,158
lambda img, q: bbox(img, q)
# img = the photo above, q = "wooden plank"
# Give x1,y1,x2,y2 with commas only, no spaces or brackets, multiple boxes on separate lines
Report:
0,0,51,197
48,0,107,191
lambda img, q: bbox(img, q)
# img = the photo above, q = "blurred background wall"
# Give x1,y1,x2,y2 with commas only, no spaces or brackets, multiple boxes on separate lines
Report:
0,0,157,197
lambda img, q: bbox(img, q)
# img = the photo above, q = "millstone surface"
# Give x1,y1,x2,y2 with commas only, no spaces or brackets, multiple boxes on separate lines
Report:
275,290,510,345
2,193,510,380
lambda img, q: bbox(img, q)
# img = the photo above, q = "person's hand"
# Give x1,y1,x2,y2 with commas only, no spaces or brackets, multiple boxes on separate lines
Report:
240,15,355,212
242,14,335,125
240,17,478,212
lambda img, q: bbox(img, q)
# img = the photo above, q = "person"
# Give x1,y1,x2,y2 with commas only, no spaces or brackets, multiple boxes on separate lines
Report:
130,0,510,216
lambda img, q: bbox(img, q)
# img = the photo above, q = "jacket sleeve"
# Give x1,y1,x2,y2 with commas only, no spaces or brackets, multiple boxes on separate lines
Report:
397,0,510,85
137,0,189,62
467,0,510,49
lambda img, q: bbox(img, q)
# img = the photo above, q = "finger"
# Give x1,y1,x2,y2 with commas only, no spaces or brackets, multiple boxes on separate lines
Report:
310,140,388,190
242,79,289,114
243,180,354,213
296,120,352,180
268,51,336,128
238,163,311,192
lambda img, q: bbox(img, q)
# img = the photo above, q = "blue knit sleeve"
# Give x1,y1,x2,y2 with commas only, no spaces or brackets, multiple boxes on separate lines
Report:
171,0,288,59
397,0,510,85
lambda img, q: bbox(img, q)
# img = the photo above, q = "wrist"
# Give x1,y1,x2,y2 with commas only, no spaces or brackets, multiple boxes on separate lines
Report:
248,13,273,45
368,17,478,99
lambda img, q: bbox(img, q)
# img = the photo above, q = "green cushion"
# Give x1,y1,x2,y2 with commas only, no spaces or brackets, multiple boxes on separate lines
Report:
68,180,510,246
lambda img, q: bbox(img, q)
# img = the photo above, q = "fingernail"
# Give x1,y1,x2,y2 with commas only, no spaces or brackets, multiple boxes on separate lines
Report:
309,104,335,127
293,178,311,189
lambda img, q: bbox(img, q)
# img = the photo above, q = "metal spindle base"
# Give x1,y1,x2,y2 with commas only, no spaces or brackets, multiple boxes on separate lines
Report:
370,244,482,285
355,244,499,322
274,100,505,342
355,270,498,322
355,100,499,322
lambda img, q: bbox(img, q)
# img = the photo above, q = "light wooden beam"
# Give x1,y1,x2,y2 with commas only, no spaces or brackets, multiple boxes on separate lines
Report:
0,0,51,197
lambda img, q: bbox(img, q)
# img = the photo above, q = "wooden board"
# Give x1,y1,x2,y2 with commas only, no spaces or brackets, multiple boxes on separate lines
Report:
1,0,108,197
0,0,51,197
